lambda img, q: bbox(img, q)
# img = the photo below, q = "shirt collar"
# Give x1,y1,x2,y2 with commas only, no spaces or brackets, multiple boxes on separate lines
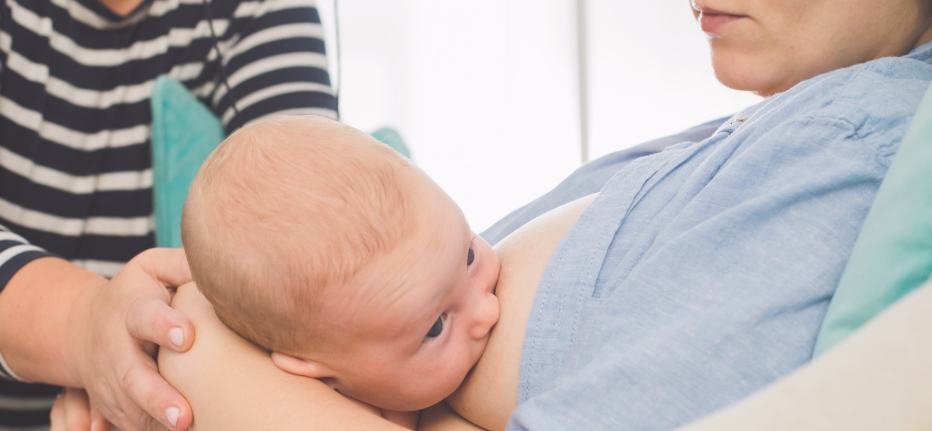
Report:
75,0,155,27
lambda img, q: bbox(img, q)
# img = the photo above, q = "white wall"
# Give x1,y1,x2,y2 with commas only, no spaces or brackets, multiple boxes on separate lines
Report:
316,0,761,232
586,1,760,158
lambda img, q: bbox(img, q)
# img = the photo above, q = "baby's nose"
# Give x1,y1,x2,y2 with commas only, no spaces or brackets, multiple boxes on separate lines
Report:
469,296,501,339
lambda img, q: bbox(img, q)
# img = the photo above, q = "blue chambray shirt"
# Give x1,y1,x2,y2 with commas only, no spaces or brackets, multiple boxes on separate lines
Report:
506,42,932,431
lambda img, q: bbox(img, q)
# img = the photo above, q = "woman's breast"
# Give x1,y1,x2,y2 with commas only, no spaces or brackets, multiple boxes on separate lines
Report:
445,193,598,431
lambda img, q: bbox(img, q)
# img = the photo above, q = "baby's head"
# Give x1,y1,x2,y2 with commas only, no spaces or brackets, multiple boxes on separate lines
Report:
182,116,500,411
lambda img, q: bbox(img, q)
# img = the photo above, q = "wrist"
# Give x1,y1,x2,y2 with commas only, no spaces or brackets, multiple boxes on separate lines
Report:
0,257,105,385
65,275,109,387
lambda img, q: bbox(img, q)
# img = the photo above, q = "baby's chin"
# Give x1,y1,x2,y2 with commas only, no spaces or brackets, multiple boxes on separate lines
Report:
439,337,490,403
419,362,483,411
409,353,488,411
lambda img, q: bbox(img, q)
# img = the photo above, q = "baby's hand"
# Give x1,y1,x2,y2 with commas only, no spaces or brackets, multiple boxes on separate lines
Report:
50,388,112,431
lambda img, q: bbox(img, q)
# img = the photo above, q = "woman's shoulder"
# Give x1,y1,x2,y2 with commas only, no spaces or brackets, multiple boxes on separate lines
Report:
825,47,928,114
820,50,931,136
742,48,932,163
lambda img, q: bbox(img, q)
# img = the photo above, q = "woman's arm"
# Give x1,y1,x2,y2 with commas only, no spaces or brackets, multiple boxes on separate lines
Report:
158,283,407,431
677,279,932,431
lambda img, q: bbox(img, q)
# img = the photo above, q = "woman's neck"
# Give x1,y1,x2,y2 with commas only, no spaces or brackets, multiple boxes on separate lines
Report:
96,0,145,16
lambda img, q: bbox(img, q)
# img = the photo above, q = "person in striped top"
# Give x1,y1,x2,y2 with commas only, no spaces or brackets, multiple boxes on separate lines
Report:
0,0,336,430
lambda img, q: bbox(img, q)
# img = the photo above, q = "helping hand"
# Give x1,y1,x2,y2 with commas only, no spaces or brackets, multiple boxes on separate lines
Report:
68,248,195,431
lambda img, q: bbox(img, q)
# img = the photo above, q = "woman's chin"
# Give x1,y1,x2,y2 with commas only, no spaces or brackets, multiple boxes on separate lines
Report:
718,76,783,97
710,55,788,97
708,46,851,97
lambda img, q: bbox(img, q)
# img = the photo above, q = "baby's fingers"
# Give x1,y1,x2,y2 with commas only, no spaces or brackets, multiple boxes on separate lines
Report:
64,389,91,431
90,403,113,431
50,389,92,431
50,391,66,431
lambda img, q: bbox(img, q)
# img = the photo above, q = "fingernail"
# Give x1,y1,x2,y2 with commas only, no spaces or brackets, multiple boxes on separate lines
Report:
90,417,106,431
169,327,184,347
166,406,180,427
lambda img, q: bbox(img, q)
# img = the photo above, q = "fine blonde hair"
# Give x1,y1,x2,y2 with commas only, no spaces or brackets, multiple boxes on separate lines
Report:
182,115,413,355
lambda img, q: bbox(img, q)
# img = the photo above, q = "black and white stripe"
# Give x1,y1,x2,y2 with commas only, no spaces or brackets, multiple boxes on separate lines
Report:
0,0,335,427
0,379,59,431
0,0,335,276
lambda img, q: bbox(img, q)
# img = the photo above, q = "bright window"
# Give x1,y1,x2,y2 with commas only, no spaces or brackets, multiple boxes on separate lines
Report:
317,1,760,232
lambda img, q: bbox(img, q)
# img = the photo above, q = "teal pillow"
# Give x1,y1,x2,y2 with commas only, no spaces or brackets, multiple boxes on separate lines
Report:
813,83,932,355
149,77,412,248
150,76,225,248
371,127,412,159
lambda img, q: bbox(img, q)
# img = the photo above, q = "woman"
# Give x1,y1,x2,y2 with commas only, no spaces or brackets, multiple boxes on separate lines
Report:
63,0,932,429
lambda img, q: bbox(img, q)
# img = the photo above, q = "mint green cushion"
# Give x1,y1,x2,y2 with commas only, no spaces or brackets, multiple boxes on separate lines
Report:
149,77,412,248
150,76,225,248
813,83,932,355
370,127,412,159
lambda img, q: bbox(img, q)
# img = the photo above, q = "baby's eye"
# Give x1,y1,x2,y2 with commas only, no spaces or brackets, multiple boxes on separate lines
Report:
424,313,446,342
467,246,475,267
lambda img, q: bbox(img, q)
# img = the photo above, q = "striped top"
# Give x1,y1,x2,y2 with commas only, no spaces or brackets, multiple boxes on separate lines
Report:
0,0,335,427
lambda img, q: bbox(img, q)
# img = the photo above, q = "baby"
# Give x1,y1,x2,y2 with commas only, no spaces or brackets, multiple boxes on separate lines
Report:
180,115,501,425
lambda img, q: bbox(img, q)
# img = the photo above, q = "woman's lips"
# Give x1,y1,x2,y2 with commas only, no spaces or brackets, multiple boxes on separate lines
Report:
698,11,745,34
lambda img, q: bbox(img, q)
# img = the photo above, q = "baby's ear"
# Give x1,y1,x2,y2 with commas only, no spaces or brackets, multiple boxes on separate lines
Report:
271,352,335,378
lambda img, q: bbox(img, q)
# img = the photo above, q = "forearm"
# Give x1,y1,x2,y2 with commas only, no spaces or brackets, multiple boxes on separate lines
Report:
0,256,104,385
158,283,407,430
678,279,932,431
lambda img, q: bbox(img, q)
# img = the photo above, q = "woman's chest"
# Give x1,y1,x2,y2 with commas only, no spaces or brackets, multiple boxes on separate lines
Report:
445,194,598,430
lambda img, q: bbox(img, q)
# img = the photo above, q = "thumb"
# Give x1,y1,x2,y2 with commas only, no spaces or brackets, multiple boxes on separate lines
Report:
126,297,195,353
131,248,192,288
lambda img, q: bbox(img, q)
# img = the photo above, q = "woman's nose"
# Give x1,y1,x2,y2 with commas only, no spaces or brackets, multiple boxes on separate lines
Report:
469,295,501,339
